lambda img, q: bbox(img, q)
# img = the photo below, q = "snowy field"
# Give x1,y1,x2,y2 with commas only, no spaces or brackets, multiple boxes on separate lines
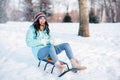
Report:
0,22,120,80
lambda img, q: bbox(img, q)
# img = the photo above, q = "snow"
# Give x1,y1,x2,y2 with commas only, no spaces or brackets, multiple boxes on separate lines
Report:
0,22,120,80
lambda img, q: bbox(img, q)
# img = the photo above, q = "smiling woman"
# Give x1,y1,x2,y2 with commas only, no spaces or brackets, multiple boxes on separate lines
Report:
26,12,87,74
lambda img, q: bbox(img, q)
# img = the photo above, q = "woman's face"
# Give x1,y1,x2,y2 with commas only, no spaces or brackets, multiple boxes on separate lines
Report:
39,16,46,25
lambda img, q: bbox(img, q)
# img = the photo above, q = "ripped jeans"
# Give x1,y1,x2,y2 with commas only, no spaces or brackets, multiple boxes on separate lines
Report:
37,43,74,63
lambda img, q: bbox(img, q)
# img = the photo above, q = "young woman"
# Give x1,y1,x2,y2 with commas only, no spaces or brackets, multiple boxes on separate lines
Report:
26,12,86,73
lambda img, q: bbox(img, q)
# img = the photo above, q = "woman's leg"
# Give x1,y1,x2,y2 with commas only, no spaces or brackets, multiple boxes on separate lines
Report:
37,45,58,63
54,43,87,70
54,43,74,60
37,43,73,62
37,45,67,73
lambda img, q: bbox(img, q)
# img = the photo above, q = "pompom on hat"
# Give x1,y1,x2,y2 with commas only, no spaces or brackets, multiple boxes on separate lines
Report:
34,12,46,22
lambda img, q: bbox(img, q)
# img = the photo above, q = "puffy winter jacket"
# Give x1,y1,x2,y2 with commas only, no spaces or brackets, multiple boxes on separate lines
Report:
26,24,54,60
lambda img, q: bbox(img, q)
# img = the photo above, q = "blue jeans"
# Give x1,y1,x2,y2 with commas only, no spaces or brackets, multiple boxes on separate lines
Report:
37,43,74,63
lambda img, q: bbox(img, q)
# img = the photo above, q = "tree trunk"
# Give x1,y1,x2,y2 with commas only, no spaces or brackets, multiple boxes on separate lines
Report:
102,7,107,22
108,0,117,22
108,0,113,22
103,0,108,22
78,0,89,37
113,0,117,22
100,5,104,22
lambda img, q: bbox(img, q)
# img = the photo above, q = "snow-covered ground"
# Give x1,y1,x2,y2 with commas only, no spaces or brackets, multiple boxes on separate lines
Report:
0,22,120,80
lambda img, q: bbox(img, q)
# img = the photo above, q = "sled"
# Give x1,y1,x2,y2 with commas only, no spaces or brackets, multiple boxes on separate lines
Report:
58,68,79,77
38,56,79,77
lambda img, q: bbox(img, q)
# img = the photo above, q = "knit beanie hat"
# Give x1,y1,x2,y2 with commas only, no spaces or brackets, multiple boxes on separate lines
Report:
34,12,46,22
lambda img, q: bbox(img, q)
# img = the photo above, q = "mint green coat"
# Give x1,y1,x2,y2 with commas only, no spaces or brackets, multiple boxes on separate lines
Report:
26,24,54,60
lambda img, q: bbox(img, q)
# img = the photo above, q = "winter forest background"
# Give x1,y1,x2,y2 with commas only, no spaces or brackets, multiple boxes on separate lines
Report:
0,0,120,23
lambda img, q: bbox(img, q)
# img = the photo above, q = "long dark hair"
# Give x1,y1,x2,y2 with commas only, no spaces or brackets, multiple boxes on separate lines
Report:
33,19,50,37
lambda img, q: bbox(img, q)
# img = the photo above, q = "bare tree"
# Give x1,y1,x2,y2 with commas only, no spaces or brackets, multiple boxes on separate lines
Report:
89,0,120,22
40,0,51,16
78,0,89,37
24,0,33,21
112,0,117,22
0,0,8,23
116,0,120,22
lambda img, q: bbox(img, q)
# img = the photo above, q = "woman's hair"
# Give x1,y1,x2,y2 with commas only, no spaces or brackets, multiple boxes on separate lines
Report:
33,19,50,37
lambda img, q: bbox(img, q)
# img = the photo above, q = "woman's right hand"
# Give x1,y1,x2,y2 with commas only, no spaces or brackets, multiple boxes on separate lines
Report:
50,40,55,45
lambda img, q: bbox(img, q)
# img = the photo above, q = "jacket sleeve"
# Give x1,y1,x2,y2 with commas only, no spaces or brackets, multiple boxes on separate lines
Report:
26,26,41,47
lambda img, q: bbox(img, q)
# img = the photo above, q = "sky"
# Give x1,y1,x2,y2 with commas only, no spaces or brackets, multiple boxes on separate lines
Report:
9,0,79,13
50,0,79,13
9,0,24,10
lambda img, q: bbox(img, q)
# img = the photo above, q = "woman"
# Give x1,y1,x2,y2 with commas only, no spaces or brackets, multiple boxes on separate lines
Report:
26,12,86,73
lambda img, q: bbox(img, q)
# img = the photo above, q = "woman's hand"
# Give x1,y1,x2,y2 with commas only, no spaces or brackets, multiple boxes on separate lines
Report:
50,40,56,45
41,39,48,45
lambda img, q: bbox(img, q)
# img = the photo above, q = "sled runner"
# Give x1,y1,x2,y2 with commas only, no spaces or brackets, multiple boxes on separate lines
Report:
38,56,79,77
58,68,79,77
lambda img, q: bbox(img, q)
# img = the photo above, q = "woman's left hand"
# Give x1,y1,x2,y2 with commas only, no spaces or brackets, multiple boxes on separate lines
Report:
41,39,48,45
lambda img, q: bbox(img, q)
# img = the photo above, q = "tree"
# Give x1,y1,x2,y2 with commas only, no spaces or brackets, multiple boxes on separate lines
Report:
89,0,119,22
112,0,117,22
63,13,72,22
89,10,99,23
40,0,51,17
0,0,8,23
116,0,120,22
24,0,33,21
78,0,89,37
89,0,99,23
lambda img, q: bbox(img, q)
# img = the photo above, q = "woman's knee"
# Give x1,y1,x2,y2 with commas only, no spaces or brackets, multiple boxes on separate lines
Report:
47,45,56,52
37,46,53,59
48,44,54,49
63,43,70,48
